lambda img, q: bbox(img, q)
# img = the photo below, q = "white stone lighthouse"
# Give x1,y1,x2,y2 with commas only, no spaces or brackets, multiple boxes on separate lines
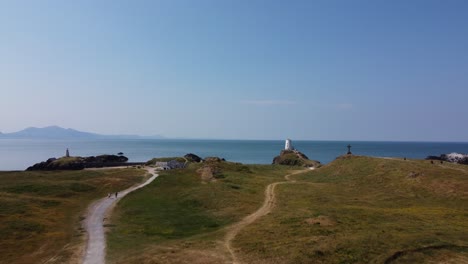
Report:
285,139,293,151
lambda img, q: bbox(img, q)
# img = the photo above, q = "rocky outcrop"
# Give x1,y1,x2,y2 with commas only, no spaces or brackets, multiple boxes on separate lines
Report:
426,153,468,165
184,153,203,163
196,165,223,181
26,155,130,171
82,155,128,163
272,150,321,168
204,157,226,162
27,157,85,171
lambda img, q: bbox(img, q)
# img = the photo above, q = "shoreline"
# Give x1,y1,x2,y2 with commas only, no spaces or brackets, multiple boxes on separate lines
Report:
2,139,468,171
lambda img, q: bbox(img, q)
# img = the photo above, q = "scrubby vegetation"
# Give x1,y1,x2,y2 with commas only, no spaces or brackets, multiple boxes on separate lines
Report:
0,168,146,264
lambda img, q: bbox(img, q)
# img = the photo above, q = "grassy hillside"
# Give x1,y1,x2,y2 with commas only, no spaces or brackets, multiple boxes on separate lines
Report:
108,156,467,263
0,168,146,264
235,156,468,263
107,162,297,263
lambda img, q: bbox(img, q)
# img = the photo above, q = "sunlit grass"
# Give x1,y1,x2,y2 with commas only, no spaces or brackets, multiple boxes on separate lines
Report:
235,156,468,263
107,162,296,263
107,156,468,263
0,168,146,264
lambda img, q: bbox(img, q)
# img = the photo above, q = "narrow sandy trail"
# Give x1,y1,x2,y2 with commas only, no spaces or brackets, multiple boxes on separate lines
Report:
82,167,158,264
224,169,311,264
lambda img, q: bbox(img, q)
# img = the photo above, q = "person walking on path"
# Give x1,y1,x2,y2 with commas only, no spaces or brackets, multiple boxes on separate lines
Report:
115,192,118,198
83,168,158,264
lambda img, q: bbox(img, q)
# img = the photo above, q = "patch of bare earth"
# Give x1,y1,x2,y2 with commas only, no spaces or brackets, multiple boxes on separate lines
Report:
305,215,336,226
425,251,468,264
196,166,217,182
387,249,468,264
113,245,230,264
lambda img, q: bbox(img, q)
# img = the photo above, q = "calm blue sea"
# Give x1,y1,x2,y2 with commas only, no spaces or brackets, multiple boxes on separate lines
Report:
1,139,468,171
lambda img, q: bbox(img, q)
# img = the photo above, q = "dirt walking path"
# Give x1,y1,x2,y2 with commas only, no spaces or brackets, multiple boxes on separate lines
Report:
224,169,312,264
82,167,158,264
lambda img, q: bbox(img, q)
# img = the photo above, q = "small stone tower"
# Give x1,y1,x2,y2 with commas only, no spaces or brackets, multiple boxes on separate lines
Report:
66,148,70,157
285,139,293,151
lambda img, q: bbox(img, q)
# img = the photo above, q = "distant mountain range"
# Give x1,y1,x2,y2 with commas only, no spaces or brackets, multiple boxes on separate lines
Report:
0,126,165,139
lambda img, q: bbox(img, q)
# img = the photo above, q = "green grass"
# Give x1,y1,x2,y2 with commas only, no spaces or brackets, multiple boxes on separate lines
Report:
106,156,468,263
146,157,187,165
274,151,321,167
0,168,147,264
107,162,296,263
234,156,468,263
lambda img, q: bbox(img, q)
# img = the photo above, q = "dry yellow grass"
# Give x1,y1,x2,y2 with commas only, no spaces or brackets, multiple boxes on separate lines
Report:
109,157,467,263
234,156,468,263
0,168,146,264
107,162,295,263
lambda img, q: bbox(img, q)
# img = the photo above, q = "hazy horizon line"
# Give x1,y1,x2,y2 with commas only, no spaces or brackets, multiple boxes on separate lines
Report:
1,125,467,143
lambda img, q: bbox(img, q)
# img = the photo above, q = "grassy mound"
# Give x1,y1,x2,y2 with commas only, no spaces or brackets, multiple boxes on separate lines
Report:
0,168,147,264
273,150,321,167
235,156,468,263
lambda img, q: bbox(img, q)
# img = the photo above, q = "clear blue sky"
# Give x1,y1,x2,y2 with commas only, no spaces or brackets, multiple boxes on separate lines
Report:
1,0,467,141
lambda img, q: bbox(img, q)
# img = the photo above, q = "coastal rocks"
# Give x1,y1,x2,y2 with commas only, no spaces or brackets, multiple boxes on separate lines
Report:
426,153,468,165
82,155,128,163
184,153,203,163
27,157,85,171
46,158,57,163
26,155,130,171
196,158,230,181
272,150,321,167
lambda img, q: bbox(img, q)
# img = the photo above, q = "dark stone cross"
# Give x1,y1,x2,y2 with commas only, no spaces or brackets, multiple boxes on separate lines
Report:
347,144,352,155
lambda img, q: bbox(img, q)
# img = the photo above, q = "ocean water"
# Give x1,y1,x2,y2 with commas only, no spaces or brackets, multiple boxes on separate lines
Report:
1,139,468,171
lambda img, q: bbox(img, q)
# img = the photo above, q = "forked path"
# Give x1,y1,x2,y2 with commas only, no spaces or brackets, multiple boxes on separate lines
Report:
82,167,158,264
224,169,312,264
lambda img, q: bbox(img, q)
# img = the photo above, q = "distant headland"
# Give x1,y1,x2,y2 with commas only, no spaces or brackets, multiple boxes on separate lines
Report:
25,147,144,170
0,126,165,140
